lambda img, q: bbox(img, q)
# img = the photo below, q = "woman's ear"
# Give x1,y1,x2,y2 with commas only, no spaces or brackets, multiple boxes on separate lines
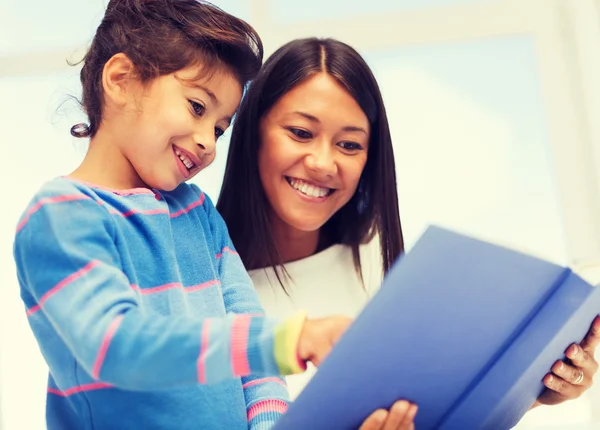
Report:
101,53,136,107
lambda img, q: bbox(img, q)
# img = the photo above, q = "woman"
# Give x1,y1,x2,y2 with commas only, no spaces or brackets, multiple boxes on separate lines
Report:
217,37,600,426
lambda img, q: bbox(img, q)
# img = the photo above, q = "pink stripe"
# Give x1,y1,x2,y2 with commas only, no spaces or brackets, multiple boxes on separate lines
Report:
247,399,289,421
47,382,114,397
17,194,92,232
242,377,287,389
131,282,180,294
231,315,251,377
17,184,202,232
95,200,169,218
92,315,124,380
186,280,219,292
130,280,219,295
62,176,155,195
197,320,211,384
16,191,169,226
26,261,100,316
216,246,239,259
26,304,41,316
170,193,205,218
109,208,169,218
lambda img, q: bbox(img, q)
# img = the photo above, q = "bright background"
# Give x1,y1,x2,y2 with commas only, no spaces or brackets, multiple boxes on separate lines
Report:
1,0,600,428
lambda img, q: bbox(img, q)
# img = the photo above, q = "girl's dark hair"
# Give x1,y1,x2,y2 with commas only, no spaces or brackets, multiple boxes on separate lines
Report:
71,0,263,138
217,37,404,289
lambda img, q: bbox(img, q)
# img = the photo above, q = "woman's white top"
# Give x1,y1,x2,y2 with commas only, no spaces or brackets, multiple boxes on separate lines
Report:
249,241,382,399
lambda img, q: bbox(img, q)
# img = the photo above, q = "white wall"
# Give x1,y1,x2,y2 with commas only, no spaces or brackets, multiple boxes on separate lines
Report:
2,0,600,429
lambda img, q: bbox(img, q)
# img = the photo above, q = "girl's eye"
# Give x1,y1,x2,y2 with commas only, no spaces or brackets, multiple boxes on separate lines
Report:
215,127,225,138
338,141,364,151
288,127,312,139
189,100,205,116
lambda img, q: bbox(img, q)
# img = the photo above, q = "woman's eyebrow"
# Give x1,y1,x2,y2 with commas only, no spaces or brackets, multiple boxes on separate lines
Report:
292,111,367,134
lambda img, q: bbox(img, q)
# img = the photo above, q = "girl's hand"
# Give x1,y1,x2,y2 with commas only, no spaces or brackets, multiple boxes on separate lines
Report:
297,316,352,366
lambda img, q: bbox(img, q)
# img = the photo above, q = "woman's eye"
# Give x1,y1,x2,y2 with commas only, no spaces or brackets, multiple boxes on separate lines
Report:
215,127,225,138
189,100,205,116
339,141,364,151
289,128,312,139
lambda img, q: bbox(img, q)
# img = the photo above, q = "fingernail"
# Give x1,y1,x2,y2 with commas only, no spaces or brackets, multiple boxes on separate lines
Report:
565,345,577,357
373,410,386,423
394,400,408,411
571,345,579,357
409,405,419,419
547,375,554,384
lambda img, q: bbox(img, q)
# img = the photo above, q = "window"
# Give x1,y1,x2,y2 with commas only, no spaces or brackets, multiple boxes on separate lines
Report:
363,36,566,263
269,0,495,23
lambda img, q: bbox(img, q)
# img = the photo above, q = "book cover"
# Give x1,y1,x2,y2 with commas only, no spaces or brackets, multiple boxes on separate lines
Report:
274,226,600,430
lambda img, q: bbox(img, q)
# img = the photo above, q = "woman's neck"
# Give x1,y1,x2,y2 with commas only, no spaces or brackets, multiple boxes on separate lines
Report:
70,128,146,190
275,229,318,264
269,215,333,264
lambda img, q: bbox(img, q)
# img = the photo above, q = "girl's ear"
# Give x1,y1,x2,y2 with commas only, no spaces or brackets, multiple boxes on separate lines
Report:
101,53,136,107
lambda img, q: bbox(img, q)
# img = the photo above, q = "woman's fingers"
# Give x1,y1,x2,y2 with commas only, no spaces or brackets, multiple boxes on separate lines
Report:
382,401,411,430
358,401,418,430
359,409,389,430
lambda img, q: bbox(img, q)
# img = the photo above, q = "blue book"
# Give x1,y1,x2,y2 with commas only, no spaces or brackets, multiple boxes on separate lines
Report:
274,226,600,430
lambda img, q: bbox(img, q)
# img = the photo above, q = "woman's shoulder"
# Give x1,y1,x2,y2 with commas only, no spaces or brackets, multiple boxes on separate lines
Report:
249,244,366,319
249,241,383,285
249,244,353,282
249,239,384,313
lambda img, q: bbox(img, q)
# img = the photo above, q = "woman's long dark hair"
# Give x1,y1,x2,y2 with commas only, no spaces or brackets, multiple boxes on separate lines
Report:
217,37,403,289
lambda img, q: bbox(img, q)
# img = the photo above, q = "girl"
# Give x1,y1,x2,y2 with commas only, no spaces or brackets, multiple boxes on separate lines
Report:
13,3,350,430
217,37,600,424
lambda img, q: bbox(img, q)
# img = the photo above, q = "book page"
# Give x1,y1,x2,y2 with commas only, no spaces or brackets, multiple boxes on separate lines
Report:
572,259,600,287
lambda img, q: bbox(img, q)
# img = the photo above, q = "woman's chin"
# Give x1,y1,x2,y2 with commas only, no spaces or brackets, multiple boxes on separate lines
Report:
284,217,328,234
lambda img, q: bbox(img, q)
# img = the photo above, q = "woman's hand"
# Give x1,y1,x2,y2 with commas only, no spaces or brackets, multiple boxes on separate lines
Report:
359,400,418,430
533,315,600,407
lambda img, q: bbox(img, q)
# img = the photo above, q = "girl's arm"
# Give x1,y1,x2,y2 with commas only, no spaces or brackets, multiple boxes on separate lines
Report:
204,190,293,429
14,187,306,392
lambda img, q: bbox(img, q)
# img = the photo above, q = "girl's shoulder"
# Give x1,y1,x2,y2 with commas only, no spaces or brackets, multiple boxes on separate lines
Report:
14,177,121,248
166,182,214,210
36,176,93,197
19,176,105,218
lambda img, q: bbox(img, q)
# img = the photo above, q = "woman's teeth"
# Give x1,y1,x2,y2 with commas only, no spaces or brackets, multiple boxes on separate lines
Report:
288,178,331,198
175,149,195,170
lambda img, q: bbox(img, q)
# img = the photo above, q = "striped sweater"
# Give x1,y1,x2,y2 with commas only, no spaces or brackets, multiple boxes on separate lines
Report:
13,176,305,430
